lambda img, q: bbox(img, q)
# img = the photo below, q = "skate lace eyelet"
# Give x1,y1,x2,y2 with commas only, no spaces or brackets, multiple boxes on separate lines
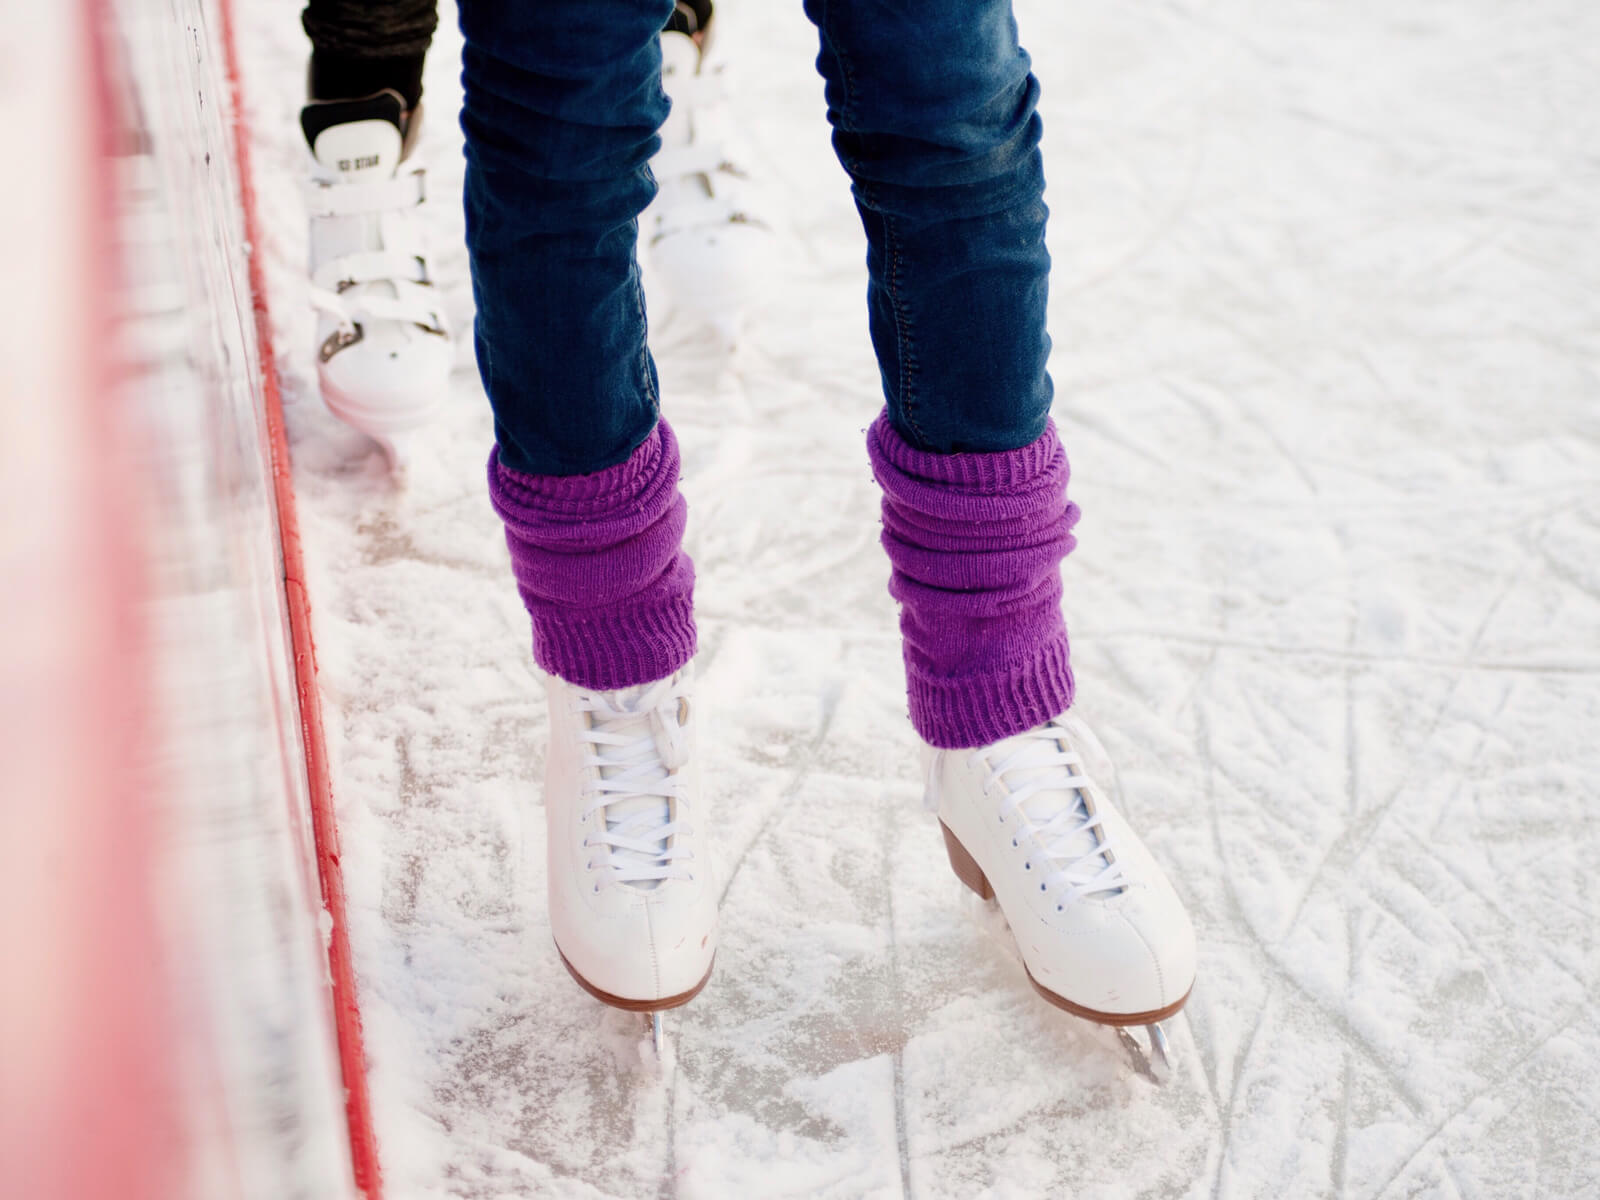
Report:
1012,839,1018,847
1025,862,1031,870
1039,884,1046,892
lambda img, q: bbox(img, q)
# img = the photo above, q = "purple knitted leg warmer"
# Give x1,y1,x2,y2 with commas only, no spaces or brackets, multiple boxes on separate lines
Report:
868,411,1080,749
487,420,696,690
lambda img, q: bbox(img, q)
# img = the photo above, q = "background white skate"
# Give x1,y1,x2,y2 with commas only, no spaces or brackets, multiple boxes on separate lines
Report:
236,1,1600,1196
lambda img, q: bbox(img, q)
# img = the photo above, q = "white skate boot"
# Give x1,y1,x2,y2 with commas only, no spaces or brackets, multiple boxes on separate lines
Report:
643,24,774,345
543,667,717,1055
925,711,1196,1081
302,91,451,468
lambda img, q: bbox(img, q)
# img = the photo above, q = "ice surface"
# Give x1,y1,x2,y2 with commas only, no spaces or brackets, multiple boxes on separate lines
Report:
235,0,1600,1195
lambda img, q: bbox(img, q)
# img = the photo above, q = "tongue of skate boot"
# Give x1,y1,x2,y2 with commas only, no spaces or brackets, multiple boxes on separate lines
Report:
595,682,677,891
301,91,406,183
995,725,1121,898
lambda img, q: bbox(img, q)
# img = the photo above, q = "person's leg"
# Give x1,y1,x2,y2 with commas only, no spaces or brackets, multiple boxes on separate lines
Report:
462,0,669,479
302,0,438,109
805,0,1195,1052
460,0,714,1026
461,0,696,691
803,0,1051,457
300,1,450,460
803,0,1071,750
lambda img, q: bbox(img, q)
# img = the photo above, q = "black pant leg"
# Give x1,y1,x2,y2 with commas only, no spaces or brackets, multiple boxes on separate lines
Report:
301,0,439,106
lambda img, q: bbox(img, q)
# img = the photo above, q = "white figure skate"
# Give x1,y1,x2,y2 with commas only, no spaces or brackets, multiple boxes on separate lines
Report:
543,667,717,1060
925,711,1196,1082
302,91,450,469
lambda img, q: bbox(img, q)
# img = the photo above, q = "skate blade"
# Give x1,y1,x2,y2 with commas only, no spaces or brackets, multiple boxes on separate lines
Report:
953,886,1182,1084
372,431,417,476
638,1010,676,1072
1116,1022,1173,1085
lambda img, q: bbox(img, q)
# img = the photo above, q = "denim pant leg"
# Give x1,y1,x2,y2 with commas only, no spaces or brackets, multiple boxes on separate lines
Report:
459,0,676,477
802,0,1053,455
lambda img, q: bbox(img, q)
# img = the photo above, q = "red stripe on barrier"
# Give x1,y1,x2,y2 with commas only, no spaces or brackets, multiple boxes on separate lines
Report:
216,3,385,1196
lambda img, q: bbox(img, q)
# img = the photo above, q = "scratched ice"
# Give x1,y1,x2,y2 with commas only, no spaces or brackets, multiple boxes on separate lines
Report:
236,0,1600,1195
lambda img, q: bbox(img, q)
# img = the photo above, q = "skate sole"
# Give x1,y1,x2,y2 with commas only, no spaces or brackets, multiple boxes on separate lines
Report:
939,820,1192,1028
557,946,715,1014
319,380,446,443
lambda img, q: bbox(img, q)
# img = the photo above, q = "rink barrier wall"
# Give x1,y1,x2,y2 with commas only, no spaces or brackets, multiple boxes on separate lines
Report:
113,0,362,1190
216,1,385,1195
0,2,173,1196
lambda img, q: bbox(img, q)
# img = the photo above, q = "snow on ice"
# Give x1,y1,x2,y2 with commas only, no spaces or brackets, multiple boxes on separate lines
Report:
235,0,1600,1195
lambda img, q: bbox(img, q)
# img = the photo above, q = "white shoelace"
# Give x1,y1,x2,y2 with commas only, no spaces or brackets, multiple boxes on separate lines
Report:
576,675,695,889
969,721,1130,908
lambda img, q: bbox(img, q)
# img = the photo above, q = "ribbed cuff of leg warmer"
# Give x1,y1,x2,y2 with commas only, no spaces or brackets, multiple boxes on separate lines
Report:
525,593,697,692
488,420,696,690
907,632,1075,750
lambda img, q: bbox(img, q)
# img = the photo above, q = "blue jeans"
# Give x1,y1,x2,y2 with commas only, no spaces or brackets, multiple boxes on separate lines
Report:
460,0,1053,476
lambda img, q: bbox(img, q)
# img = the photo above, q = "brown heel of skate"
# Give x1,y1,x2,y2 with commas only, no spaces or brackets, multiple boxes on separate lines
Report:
939,821,994,900
938,821,1180,1084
